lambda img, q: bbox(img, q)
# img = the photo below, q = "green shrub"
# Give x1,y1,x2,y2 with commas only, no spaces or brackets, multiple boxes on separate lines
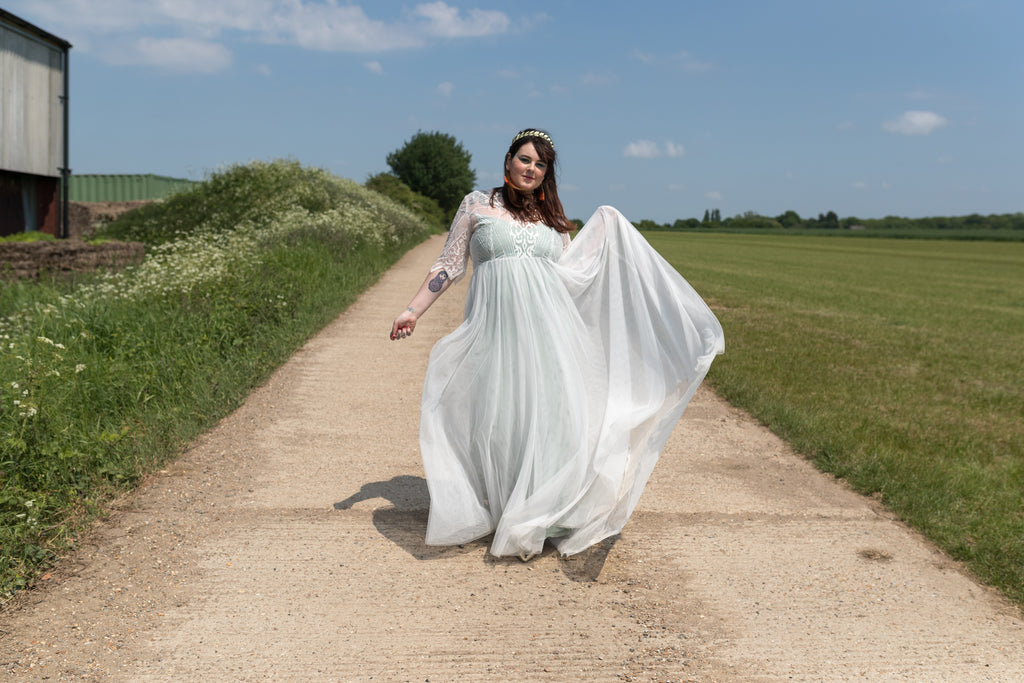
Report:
365,172,447,230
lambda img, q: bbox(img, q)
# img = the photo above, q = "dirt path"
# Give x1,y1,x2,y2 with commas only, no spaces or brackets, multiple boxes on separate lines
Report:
2,235,1022,681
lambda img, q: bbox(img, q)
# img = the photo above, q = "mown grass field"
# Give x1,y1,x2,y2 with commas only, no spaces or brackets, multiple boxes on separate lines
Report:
648,232,1024,604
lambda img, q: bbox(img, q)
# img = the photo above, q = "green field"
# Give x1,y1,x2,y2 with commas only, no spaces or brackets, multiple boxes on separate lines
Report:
648,232,1024,604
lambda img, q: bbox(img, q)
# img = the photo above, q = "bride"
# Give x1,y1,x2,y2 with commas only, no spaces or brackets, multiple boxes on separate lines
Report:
391,128,724,560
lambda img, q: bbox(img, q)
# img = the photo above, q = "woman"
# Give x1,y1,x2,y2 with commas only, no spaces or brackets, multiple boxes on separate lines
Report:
391,129,724,560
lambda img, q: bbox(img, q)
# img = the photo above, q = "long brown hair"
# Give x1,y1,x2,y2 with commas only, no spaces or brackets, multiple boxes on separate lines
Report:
490,129,575,233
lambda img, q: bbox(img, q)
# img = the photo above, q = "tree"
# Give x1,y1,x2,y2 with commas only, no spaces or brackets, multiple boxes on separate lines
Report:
818,211,839,229
636,219,667,231
775,210,802,228
730,211,781,229
702,209,710,224
711,208,721,223
386,131,476,218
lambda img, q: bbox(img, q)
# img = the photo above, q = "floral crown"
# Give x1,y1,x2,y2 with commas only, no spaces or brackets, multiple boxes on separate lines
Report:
512,129,554,149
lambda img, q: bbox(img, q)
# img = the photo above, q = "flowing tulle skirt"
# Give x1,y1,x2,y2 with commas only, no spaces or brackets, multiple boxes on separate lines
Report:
420,206,724,558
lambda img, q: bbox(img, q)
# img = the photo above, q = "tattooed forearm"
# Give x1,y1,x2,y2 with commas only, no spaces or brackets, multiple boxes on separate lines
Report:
428,270,450,293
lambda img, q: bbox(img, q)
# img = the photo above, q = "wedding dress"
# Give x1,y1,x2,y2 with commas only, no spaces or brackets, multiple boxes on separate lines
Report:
419,191,724,558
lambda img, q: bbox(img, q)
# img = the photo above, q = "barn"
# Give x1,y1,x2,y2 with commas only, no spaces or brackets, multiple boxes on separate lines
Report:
0,9,71,238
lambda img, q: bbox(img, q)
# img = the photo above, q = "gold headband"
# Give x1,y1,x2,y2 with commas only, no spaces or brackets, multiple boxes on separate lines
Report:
512,129,554,148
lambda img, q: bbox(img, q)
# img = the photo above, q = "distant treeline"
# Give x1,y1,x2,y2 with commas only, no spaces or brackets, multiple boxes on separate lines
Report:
630,209,1024,240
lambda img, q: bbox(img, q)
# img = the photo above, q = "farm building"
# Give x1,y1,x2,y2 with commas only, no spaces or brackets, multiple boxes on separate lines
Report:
0,9,71,238
69,174,196,202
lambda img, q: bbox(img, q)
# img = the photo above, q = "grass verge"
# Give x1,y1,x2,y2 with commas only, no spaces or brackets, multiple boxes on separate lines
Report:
0,160,433,596
649,232,1024,605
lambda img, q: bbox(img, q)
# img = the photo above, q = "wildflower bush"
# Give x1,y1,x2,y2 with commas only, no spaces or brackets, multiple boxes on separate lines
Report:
0,160,433,596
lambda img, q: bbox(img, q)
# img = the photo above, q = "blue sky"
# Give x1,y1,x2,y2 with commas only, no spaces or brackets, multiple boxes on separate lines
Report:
9,0,1022,223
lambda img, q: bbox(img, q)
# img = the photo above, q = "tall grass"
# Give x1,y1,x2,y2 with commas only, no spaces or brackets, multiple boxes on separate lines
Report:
0,160,433,596
649,232,1024,604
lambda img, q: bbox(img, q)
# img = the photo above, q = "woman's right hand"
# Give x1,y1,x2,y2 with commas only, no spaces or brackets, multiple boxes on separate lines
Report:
390,308,417,340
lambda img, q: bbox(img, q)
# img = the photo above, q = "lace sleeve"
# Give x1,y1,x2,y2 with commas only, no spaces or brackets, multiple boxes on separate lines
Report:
429,192,480,284
561,231,571,254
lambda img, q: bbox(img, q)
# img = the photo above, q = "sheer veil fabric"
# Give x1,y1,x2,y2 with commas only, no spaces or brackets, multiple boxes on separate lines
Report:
420,191,724,558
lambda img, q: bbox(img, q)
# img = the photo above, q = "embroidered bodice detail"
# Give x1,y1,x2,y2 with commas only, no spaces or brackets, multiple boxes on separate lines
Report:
430,191,571,283
511,219,539,258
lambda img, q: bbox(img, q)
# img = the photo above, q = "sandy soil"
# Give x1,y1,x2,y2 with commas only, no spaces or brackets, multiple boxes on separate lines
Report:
1,235,1021,681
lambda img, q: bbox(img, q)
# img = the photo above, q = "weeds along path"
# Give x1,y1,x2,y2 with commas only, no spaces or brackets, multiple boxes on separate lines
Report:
2,234,1022,681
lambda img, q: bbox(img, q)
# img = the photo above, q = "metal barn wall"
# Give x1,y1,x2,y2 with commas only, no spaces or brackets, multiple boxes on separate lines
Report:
0,20,65,179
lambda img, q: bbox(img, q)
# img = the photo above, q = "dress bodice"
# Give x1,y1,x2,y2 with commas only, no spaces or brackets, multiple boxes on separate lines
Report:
469,215,565,266
430,191,571,283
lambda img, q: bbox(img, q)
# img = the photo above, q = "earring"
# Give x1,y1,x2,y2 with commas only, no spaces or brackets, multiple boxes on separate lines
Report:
539,189,545,201
504,175,510,185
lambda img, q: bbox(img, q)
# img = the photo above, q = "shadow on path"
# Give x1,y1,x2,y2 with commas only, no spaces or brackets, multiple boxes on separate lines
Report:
558,535,619,583
335,475,618,581
334,474,430,512
334,475,480,561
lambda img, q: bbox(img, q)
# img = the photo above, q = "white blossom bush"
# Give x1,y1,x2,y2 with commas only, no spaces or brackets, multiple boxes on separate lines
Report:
0,160,432,595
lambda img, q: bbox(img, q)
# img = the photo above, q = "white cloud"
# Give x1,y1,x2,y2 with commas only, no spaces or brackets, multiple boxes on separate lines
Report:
365,61,383,74
154,0,271,35
17,0,167,33
663,141,685,158
623,140,685,158
413,1,509,37
667,183,685,192
256,63,271,76
436,81,454,96
705,191,722,201
837,120,854,131
13,0,512,70
623,140,661,158
106,37,233,73
882,110,948,136
851,181,868,190
260,4,423,51
938,155,953,164
632,49,656,64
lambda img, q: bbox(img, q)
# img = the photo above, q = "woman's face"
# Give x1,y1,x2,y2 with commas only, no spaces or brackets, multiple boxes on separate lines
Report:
505,142,547,192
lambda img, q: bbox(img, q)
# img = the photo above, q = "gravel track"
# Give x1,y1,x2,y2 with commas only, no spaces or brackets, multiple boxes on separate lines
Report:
1,234,1021,681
